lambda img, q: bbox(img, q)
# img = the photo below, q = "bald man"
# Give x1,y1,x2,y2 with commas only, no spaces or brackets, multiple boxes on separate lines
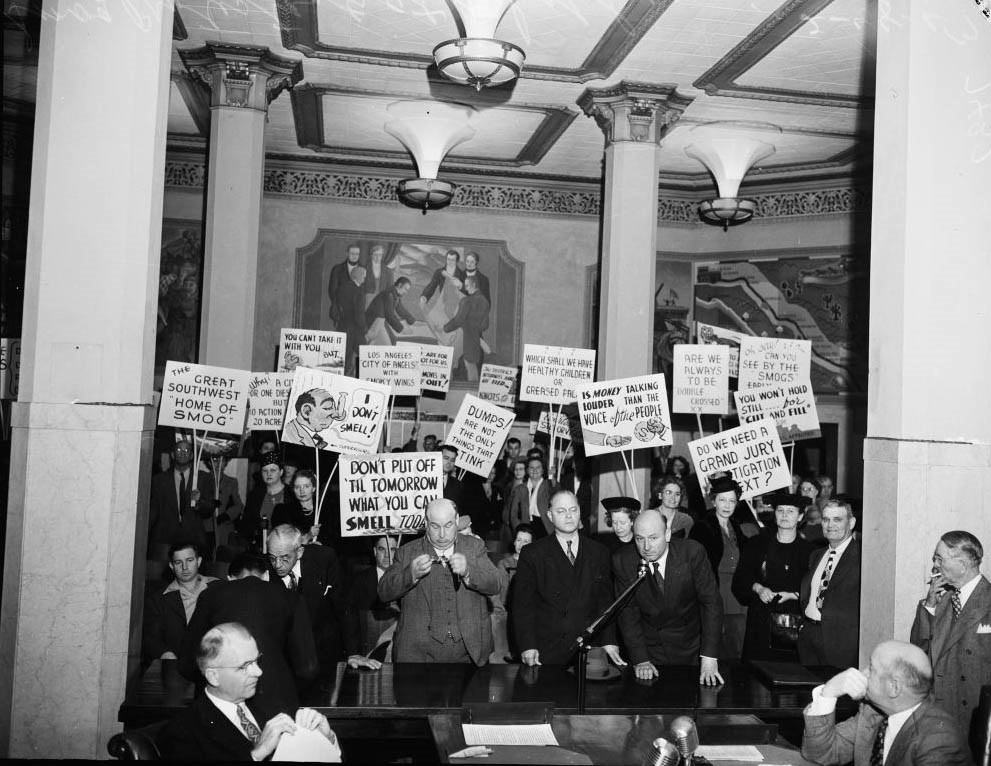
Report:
378,498,502,665
802,640,970,765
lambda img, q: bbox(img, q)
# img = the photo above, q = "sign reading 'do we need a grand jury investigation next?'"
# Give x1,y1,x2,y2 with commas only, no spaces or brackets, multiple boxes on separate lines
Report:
687,418,790,500
159,361,251,435
339,452,443,536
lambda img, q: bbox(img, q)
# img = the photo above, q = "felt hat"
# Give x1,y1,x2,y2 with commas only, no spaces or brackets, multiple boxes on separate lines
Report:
601,496,642,514
259,451,282,469
570,646,622,682
767,492,811,510
709,476,742,498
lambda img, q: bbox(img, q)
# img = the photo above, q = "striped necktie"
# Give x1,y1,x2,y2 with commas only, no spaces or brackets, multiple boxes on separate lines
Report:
950,587,963,619
237,704,261,744
870,715,887,766
815,549,837,610
566,540,576,565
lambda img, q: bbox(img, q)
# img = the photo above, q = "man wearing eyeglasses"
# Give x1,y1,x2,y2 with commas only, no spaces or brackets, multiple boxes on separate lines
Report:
512,490,624,668
267,524,346,676
159,622,341,761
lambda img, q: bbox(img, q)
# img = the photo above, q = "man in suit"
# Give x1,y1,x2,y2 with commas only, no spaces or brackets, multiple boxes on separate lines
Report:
143,541,218,666
158,623,341,762
614,509,724,684
362,244,396,307
337,263,367,376
512,490,624,667
366,276,416,345
327,243,363,329
506,456,554,537
282,388,347,449
179,553,317,712
267,524,347,675
910,529,991,758
148,439,216,560
378,498,502,664
444,274,490,382
801,639,970,766
344,535,399,661
799,499,861,668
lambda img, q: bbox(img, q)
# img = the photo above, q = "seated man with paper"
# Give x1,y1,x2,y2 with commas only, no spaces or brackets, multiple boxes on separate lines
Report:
158,622,341,762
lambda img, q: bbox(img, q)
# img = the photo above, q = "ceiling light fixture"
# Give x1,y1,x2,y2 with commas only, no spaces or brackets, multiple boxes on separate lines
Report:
385,100,476,214
433,0,525,91
685,122,779,230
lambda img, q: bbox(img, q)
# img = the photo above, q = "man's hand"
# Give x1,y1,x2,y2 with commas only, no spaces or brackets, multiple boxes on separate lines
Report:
924,573,949,609
754,584,776,603
250,713,296,761
604,435,633,447
295,707,334,741
449,552,469,577
309,524,321,542
603,645,627,667
410,554,433,581
347,654,383,670
190,489,201,505
634,661,659,680
821,667,868,700
699,657,724,686
521,649,541,667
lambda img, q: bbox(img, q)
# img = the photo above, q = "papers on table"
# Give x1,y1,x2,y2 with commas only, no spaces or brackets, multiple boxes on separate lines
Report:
272,726,341,762
694,744,764,761
462,723,559,746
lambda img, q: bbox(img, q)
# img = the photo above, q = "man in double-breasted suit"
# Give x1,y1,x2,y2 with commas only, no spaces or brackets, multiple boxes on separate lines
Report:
378,498,502,665
799,500,861,669
613,509,724,685
910,530,991,759
801,640,971,766
512,490,623,666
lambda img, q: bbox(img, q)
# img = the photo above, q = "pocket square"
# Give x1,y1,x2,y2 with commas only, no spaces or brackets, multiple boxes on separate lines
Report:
977,624,991,634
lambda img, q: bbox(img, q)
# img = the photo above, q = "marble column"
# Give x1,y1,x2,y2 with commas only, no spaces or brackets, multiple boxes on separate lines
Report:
860,0,991,660
179,44,301,369
578,83,693,511
0,1,173,758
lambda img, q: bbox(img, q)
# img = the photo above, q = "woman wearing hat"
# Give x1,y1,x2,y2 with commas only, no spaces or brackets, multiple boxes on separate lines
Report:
731,493,815,662
238,451,287,548
690,476,753,659
602,496,640,553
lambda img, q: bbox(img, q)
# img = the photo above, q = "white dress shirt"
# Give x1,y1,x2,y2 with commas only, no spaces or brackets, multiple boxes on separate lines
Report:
806,685,921,762
205,688,260,740
555,534,579,560
805,534,854,621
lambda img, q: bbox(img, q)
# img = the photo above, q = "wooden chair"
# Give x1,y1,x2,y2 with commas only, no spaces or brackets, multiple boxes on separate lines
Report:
107,721,166,760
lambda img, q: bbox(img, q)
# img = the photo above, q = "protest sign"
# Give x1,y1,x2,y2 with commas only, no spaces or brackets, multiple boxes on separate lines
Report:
245,373,295,431
398,342,454,394
520,344,596,404
738,336,812,390
282,367,388,454
672,344,729,414
577,373,673,457
477,363,517,407
446,394,515,477
696,322,745,377
277,328,346,374
537,410,579,442
0,338,21,400
159,361,251,435
359,345,422,396
734,379,821,442
339,452,442,537
687,418,790,500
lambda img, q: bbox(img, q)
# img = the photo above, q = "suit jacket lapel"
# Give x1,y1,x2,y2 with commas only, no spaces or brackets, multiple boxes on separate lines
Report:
196,696,253,757
884,700,929,766
938,576,991,657
165,590,186,623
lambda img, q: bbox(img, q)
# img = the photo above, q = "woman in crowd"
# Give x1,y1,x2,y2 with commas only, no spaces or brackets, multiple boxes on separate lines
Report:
500,458,528,547
690,476,752,659
666,455,706,518
798,477,824,544
239,452,287,547
602,497,640,553
491,523,534,662
650,475,694,539
732,493,814,662
273,469,320,542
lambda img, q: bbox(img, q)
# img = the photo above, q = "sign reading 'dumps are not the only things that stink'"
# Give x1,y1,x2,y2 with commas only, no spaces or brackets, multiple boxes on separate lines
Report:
672,344,730,415
734,379,821,443
577,373,673,457
737,336,812,391
477,363,517,407
159,361,252,435
245,373,295,432
339,452,443,537
282,367,389,454
520,344,596,405
446,394,516,478
687,418,790,501
397,342,454,394
359,345,422,397
277,328,346,374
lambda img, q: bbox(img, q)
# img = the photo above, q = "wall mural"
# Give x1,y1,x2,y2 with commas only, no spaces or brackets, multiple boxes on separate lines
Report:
694,255,869,394
155,219,203,375
295,230,523,388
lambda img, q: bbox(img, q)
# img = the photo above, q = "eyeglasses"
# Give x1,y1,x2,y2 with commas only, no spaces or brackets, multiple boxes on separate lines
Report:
267,551,299,565
208,654,263,673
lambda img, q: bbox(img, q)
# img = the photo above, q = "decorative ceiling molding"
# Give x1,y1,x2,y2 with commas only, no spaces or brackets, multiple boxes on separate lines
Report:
274,0,677,83
290,83,578,168
693,0,871,108
163,158,869,224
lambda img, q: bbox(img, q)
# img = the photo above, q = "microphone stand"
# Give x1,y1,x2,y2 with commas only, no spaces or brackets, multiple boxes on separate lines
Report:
566,563,648,713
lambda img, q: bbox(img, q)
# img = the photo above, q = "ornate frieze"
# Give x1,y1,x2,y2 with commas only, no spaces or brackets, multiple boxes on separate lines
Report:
179,43,302,112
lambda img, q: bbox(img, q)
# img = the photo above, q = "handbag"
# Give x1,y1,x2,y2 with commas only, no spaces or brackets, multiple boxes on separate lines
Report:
769,611,803,650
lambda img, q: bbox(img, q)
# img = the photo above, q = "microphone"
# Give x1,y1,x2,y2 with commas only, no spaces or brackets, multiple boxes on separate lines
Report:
669,716,699,763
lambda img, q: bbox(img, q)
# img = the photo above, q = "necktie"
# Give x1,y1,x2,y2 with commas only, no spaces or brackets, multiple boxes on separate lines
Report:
815,549,837,610
237,704,261,744
566,540,576,565
870,715,887,766
653,561,665,591
178,471,189,517
287,571,298,592
950,587,963,619
313,434,327,449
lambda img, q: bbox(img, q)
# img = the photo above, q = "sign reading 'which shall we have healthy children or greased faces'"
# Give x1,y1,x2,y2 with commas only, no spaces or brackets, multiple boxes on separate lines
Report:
520,344,596,405
159,361,251,435
577,373,673,457
339,451,442,537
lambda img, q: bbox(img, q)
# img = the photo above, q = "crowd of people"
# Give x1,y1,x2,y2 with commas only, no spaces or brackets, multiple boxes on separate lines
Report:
142,433,989,763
